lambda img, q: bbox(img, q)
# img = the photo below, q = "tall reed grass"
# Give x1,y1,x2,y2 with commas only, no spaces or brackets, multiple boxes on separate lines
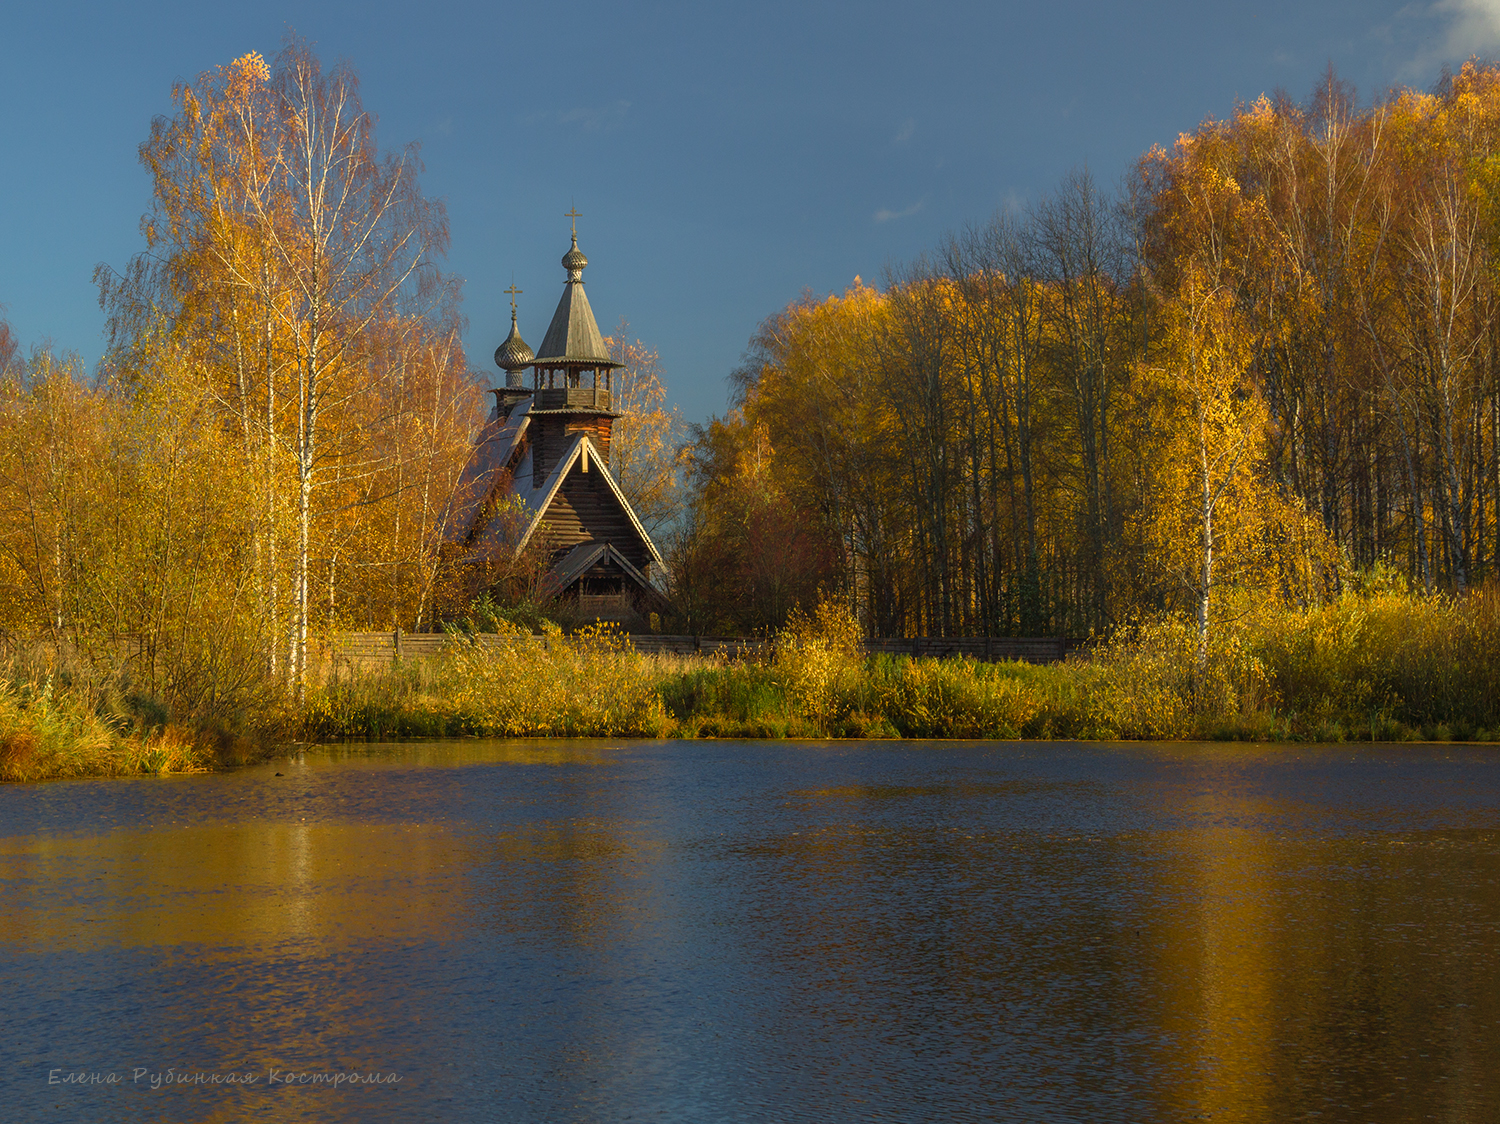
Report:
0,674,219,782
301,622,668,739
10,587,1499,783
295,587,1500,746
0,640,276,782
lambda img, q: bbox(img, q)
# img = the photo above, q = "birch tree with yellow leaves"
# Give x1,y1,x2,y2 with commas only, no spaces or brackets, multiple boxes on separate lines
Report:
1145,275,1266,679
100,36,466,694
605,324,683,536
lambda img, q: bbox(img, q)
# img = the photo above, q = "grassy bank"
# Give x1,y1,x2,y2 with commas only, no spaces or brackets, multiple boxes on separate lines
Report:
300,623,671,740
299,589,1500,745
7,587,1499,782
0,676,248,783
0,645,280,783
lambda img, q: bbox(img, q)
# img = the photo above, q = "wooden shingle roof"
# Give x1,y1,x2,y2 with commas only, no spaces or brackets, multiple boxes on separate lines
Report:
531,234,619,368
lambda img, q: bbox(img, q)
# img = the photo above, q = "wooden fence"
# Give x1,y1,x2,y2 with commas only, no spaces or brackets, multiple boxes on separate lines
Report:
321,631,1086,675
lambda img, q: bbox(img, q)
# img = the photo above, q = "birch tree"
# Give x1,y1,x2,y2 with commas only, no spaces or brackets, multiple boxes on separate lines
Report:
604,323,683,536
101,36,453,693
1149,276,1262,679
261,39,446,690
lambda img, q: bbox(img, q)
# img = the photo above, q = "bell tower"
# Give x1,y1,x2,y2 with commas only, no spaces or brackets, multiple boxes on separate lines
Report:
526,212,621,485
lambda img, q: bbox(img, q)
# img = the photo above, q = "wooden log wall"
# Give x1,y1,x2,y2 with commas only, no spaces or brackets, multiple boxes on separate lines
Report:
544,475,650,567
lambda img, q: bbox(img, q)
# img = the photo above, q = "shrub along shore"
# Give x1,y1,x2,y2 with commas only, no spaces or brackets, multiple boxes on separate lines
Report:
0,676,255,783
5,587,1500,784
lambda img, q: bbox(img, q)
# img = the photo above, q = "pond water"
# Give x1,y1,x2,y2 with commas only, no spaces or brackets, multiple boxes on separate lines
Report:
2,740,1498,1123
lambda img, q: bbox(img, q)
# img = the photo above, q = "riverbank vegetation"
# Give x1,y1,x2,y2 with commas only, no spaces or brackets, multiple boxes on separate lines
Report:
5,46,1500,779
0,643,265,783
4,583,1498,781
300,589,1500,744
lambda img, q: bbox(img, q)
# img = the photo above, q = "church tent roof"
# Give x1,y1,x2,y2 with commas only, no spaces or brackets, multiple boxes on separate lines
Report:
531,234,619,368
533,280,615,366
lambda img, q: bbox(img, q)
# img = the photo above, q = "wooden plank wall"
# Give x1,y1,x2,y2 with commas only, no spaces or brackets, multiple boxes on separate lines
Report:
321,631,544,676
323,631,1084,672
545,475,650,567
631,636,1085,662
627,636,770,659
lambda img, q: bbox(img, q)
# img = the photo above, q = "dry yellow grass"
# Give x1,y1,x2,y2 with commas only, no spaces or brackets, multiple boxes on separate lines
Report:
10,586,1498,784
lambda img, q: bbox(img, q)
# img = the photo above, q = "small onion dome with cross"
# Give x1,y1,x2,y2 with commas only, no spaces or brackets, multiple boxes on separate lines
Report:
494,307,534,384
491,283,534,417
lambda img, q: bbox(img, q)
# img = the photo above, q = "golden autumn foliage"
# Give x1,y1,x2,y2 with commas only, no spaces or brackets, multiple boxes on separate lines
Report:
0,37,483,764
95,36,481,695
682,63,1500,650
1139,64,1500,595
604,323,684,536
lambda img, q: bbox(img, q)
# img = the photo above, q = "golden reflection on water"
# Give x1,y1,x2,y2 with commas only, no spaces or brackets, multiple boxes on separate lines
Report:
0,823,467,952
1153,797,1279,1124
4,741,1499,1121
0,741,631,957
748,765,1500,1120
0,747,667,1122
1144,791,1500,1122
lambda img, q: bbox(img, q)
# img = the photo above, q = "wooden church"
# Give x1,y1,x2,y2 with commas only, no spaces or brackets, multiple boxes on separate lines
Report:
446,223,669,628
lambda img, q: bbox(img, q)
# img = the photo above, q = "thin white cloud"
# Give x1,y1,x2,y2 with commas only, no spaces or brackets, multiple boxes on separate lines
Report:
874,199,925,223
527,100,631,131
1414,0,1500,74
893,117,915,144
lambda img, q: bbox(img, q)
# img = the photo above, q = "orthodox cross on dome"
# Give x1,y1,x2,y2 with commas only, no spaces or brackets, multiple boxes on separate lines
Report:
494,277,534,387
561,210,589,283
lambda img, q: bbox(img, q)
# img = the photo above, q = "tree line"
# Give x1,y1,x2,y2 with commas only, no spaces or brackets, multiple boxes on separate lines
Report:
0,37,673,716
4,44,1495,731
675,63,1500,650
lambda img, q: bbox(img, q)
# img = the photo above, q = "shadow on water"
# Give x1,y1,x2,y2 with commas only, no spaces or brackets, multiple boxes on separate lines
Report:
2,739,1498,1122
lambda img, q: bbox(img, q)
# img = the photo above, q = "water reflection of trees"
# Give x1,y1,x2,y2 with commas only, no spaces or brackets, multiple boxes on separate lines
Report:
724,781,1500,1118
1148,794,1500,1121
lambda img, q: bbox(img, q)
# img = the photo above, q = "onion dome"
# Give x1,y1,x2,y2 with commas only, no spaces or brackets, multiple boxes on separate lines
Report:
494,308,534,372
562,233,588,280
494,305,535,392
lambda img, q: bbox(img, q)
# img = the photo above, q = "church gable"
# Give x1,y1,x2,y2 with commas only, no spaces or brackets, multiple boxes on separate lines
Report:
513,434,662,571
546,474,651,569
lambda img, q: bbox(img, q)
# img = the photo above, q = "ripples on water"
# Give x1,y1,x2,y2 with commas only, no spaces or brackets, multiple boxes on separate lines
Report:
2,740,1498,1122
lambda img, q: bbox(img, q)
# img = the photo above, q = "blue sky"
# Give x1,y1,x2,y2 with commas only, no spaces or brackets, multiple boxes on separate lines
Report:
1,0,1494,423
